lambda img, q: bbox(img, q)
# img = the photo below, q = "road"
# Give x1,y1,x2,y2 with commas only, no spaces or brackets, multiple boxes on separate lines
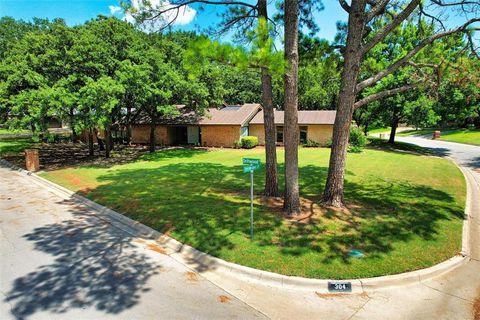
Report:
0,164,266,319
1,135,479,319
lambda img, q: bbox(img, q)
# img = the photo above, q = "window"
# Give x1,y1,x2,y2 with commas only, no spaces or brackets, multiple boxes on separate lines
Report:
300,126,308,143
240,126,249,137
276,126,283,143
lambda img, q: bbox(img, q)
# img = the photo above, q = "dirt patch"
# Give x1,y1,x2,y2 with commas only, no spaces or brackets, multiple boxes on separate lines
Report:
185,271,199,282
259,196,323,223
218,295,230,303
473,297,480,320
146,243,167,255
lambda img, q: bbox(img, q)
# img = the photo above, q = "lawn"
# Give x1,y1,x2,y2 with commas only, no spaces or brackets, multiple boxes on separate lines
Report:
399,128,480,146
0,139,35,156
0,128,29,135
40,147,466,279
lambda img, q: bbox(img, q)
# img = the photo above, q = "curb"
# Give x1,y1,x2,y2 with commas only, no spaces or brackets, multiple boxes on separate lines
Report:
1,156,473,293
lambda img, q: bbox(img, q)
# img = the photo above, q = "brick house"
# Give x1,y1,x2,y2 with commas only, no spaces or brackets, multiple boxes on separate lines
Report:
249,109,336,145
130,104,336,147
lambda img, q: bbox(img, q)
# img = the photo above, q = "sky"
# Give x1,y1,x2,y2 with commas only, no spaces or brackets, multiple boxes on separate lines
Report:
0,0,476,43
1,0,346,41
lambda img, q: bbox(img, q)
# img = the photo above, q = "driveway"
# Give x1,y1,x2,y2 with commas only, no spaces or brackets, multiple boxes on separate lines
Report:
0,164,266,319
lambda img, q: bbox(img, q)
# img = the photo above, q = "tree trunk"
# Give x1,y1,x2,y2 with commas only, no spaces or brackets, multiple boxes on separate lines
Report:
88,128,94,157
258,0,279,197
323,0,367,208
149,113,157,153
95,128,105,151
283,0,301,215
105,126,111,158
126,106,132,144
388,117,399,144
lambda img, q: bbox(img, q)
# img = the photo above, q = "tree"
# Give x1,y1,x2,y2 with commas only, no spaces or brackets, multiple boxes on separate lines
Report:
323,0,480,207
283,0,301,215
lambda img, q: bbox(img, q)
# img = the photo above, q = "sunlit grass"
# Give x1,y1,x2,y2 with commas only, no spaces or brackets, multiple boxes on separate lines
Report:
40,147,466,279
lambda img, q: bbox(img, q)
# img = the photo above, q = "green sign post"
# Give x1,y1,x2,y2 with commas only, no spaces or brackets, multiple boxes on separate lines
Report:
242,158,261,239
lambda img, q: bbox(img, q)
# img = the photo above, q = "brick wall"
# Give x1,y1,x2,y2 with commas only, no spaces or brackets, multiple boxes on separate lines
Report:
131,125,171,145
200,125,241,147
249,124,266,145
307,124,333,145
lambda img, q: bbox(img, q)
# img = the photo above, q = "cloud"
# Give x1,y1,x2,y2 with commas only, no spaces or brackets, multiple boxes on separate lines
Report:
124,0,196,30
109,5,122,15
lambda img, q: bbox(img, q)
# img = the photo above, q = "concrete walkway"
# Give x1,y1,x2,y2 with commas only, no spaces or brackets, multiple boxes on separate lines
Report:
0,165,266,319
1,136,479,319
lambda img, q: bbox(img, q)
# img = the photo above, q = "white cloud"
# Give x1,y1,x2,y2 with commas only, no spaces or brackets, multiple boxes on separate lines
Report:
124,0,196,30
109,5,122,15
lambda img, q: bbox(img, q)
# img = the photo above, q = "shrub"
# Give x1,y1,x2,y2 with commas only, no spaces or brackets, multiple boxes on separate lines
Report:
241,136,258,149
349,126,367,150
325,138,333,148
233,140,242,149
303,139,320,148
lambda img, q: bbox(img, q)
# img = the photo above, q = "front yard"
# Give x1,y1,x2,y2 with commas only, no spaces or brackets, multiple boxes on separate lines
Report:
399,128,480,146
38,147,466,279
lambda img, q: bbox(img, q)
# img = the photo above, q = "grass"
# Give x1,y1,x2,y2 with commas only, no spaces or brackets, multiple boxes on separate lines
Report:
0,139,35,156
367,127,390,134
399,128,480,146
39,147,465,279
0,128,29,135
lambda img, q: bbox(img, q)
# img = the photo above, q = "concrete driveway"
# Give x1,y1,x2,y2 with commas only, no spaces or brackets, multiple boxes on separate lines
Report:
0,164,266,319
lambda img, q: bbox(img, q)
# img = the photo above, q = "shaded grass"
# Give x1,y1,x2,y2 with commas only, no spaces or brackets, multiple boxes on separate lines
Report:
40,147,466,279
399,128,480,146
0,139,35,156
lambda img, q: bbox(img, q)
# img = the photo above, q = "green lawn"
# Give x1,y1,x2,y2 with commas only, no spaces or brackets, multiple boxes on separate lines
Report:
367,127,390,134
0,139,35,156
40,147,465,279
0,128,29,135
399,128,480,146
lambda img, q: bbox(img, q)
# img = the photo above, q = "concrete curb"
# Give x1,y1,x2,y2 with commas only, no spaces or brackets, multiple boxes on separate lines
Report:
1,156,473,293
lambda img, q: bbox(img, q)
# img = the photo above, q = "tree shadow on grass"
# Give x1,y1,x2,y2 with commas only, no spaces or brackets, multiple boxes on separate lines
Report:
77,160,464,271
4,203,160,319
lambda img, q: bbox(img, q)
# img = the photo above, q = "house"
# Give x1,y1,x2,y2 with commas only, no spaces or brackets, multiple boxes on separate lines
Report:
130,104,261,147
249,109,336,145
129,104,336,147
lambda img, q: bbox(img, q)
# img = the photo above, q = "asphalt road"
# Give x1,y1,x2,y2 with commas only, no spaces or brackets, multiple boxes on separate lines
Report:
0,164,266,320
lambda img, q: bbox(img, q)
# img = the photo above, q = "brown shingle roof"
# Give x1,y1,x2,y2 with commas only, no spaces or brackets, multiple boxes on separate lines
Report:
250,110,336,125
133,104,262,126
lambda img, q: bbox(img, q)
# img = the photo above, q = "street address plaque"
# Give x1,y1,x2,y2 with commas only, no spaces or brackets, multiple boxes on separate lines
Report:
328,281,352,292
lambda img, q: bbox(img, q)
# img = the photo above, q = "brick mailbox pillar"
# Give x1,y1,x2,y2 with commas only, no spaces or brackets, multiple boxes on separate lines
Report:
433,130,441,139
25,149,40,172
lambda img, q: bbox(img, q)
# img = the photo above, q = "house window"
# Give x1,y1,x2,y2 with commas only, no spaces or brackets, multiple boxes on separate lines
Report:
276,126,283,143
300,126,308,143
240,126,249,137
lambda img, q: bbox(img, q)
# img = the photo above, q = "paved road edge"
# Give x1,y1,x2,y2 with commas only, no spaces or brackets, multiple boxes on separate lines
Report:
1,157,473,293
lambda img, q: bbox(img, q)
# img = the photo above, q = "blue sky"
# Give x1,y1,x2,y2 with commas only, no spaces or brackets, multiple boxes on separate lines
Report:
0,0,346,41
0,1,475,43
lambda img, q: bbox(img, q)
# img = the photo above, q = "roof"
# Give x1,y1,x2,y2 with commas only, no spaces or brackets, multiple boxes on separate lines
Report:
199,104,261,126
132,104,262,126
249,110,336,125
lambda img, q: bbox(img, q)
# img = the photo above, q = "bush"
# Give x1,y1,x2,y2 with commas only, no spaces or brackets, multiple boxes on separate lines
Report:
303,139,320,148
233,140,242,149
241,136,258,149
325,138,333,148
349,126,367,149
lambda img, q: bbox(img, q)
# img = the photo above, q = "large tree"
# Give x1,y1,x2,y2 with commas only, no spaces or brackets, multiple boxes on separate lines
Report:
283,0,301,215
323,0,479,207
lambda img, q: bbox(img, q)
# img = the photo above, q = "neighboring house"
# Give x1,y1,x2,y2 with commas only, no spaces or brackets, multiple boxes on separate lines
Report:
131,104,261,147
249,109,336,145
129,104,336,148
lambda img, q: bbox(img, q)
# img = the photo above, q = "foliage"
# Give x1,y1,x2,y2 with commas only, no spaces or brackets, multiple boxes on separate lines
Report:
303,139,320,148
349,126,367,151
241,136,259,149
